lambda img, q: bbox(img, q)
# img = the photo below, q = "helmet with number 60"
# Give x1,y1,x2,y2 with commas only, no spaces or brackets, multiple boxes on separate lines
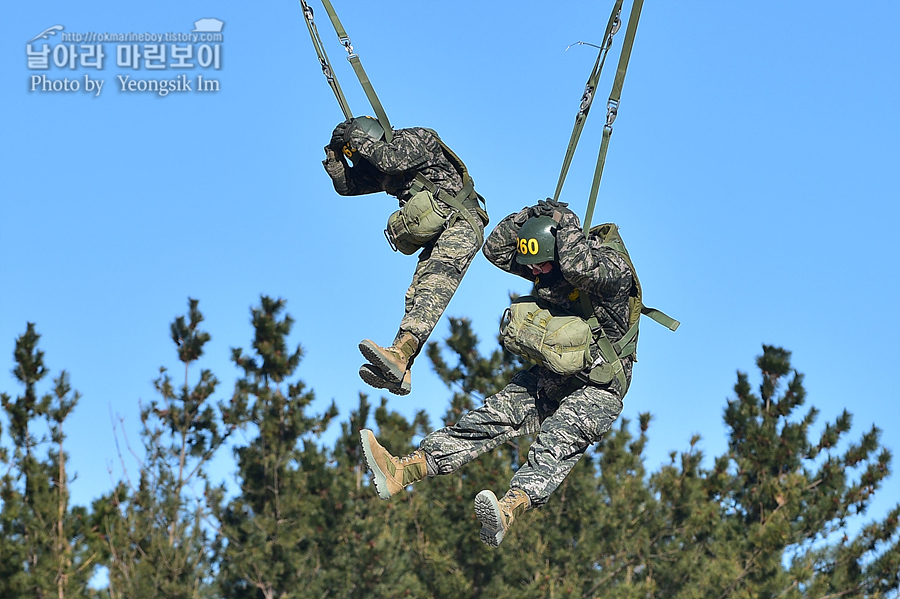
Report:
515,216,557,265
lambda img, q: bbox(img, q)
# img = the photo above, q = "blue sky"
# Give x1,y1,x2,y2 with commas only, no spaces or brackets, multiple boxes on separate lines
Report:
2,0,898,534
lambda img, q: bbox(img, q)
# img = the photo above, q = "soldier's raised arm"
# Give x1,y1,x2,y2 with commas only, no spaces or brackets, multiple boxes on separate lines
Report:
483,207,533,278
322,147,383,196
555,212,633,297
322,120,384,196
344,123,435,173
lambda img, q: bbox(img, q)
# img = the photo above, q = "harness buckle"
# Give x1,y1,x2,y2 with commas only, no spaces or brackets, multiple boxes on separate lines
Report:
579,85,594,116
606,99,619,127
383,227,398,252
339,36,356,59
610,16,622,36
320,58,333,81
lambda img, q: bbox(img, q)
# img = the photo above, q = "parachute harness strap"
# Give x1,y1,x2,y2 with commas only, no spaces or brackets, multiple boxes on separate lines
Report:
563,1,677,394
298,0,352,119
318,0,394,142
552,0,625,204
583,1,680,334
582,0,644,236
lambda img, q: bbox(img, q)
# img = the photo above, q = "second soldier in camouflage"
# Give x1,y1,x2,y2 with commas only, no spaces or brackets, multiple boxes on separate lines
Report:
360,200,638,547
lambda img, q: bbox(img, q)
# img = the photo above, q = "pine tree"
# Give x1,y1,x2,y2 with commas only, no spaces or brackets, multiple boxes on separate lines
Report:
213,296,337,599
0,324,99,599
11,300,892,598
97,299,227,599
341,328,900,599
692,345,900,598
568,344,900,598
311,391,433,599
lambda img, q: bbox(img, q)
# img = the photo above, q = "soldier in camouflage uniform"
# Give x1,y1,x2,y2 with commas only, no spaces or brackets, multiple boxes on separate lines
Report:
359,199,635,547
323,117,487,396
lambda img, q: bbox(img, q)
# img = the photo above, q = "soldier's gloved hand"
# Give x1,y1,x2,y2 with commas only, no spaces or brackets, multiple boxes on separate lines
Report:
512,207,532,226
341,119,366,144
329,120,352,150
338,120,371,159
322,147,345,178
530,198,570,220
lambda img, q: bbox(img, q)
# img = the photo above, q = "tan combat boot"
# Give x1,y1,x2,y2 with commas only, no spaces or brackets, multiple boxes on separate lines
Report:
474,488,531,547
359,429,427,500
358,331,418,384
358,364,411,396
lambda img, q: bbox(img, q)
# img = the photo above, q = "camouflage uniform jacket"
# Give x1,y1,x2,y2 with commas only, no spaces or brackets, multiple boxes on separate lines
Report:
483,207,636,386
323,126,463,206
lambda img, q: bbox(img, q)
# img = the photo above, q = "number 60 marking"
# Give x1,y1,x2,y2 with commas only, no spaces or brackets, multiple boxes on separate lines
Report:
518,238,539,255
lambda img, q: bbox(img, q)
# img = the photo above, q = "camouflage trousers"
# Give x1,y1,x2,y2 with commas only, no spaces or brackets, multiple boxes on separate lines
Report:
396,213,483,353
420,366,624,507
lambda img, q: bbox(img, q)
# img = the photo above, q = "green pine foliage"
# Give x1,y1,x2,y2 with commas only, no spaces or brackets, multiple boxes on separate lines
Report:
312,392,433,599
212,296,338,599
0,324,100,599
5,305,898,598
328,328,900,599
95,299,228,599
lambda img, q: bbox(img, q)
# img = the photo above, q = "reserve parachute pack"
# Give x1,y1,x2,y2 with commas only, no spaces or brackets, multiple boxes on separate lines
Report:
384,129,488,255
500,297,593,375
500,221,678,391
500,211,593,376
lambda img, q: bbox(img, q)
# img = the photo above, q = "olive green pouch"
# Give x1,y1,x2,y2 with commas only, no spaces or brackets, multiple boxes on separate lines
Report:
500,296,592,375
384,190,449,255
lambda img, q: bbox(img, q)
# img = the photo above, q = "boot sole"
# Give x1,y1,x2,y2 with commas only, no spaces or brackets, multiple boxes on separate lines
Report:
359,340,404,383
359,429,392,501
474,490,505,547
359,364,410,396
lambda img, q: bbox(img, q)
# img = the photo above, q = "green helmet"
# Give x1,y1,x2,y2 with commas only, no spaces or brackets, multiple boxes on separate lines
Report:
515,216,557,265
352,116,385,141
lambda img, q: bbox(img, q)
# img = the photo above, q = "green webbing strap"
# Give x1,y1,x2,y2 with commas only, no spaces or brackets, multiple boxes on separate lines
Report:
412,174,484,248
298,0,352,119
582,125,611,235
347,55,393,142
577,291,600,330
609,0,644,106
598,238,626,254
441,182,484,248
591,334,628,392
579,285,628,392
614,320,639,356
553,0,624,203
642,306,680,331
319,0,394,142
582,0,645,236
